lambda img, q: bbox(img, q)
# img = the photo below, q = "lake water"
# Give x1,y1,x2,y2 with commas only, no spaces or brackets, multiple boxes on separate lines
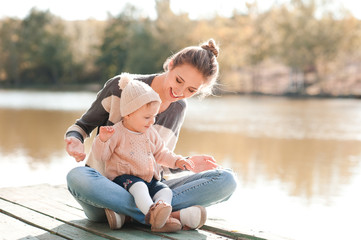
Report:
1,89,361,240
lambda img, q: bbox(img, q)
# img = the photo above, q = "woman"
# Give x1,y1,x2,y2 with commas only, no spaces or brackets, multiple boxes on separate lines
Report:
65,39,237,230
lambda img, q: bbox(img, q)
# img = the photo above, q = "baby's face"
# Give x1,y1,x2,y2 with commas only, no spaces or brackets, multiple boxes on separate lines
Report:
125,102,160,133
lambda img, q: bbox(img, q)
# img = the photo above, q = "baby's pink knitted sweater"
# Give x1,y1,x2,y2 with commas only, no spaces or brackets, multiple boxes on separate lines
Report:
90,121,182,182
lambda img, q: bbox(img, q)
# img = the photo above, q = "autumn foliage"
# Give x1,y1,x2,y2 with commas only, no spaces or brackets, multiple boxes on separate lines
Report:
1,0,361,97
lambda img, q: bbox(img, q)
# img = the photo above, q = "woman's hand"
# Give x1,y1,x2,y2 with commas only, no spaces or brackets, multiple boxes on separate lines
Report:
65,137,86,162
188,155,220,173
175,157,195,170
99,126,115,142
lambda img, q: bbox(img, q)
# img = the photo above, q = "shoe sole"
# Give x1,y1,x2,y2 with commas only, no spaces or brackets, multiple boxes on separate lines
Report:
152,205,172,229
195,205,207,229
105,209,123,230
152,218,182,232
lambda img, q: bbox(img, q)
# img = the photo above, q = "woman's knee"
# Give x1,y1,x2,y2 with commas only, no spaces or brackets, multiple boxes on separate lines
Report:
67,167,80,183
214,169,238,198
67,167,84,187
66,166,95,196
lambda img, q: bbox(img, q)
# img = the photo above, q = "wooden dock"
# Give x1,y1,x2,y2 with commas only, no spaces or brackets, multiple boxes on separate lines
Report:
0,184,266,240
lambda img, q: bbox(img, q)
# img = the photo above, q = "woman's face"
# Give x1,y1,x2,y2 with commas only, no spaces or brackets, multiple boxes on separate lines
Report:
164,62,205,102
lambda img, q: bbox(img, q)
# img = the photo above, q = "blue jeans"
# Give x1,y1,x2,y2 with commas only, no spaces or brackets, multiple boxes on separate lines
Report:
66,167,237,224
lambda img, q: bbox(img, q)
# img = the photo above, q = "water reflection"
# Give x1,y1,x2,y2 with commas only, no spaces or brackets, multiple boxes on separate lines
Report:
0,109,84,164
176,129,360,203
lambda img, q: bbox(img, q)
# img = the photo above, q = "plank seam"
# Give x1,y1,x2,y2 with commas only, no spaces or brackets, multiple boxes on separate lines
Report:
0,208,72,240
201,225,267,240
0,196,177,240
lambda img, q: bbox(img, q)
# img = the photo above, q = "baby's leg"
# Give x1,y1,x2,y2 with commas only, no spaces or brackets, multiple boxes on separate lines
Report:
129,180,172,229
128,182,153,215
150,185,181,232
152,187,172,205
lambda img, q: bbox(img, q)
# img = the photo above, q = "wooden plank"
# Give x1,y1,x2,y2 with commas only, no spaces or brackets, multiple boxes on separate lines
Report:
157,227,234,240
130,223,235,240
0,212,66,240
0,198,108,240
0,184,80,210
203,218,276,240
202,225,267,240
18,237,41,240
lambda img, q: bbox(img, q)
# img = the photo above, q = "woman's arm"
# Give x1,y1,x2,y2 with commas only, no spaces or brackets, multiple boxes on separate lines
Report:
64,76,121,161
65,76,121,142
187,155,219,173
65,137,86,162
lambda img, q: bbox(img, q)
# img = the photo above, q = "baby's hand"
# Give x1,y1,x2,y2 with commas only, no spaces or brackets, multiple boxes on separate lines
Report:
99,126,115,142
175,157,195,170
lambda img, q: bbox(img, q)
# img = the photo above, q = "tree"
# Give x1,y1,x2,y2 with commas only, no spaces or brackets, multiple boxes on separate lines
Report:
123,19,165,74
19,8,75,86
95,5,137,80
96,0,194,79
0,18,22,86
276,0,351,93
152,0,194,59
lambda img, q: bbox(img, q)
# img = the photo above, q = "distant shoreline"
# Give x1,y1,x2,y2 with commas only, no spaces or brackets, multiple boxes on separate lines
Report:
2,84,361,100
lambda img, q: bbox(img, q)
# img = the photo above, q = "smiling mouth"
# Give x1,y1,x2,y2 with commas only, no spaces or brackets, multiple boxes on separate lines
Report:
170,88,183,98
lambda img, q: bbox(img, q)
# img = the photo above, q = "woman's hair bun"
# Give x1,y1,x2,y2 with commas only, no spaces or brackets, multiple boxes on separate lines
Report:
118,73,132,90
201,39,219,58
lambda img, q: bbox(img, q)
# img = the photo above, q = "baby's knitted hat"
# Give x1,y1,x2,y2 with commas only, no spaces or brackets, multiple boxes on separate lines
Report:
119,74,161,117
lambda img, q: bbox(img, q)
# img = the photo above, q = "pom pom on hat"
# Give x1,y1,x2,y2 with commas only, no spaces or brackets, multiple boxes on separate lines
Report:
119,73,161,117
118,73,132,90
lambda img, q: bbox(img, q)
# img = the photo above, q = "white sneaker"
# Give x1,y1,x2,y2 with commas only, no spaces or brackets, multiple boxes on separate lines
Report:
180,205,207,230
105,208,126,230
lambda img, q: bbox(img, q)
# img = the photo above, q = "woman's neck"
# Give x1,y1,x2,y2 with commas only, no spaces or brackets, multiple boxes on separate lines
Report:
152,73,171,113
